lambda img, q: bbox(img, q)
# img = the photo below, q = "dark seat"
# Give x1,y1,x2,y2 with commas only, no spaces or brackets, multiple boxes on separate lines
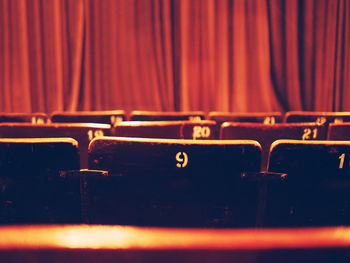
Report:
130,110,205,121
50,110,126,126
209,112,283,124
220,122,327,170
327,123,350,140
0,138,80,224
113,120,218,139
264,140,350,227
0,113,47,124
0,123,111,168
85,137,262,227
285,111,350,124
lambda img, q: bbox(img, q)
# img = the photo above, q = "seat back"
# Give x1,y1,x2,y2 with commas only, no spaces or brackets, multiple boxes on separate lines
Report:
130,111,205,121
209,112,282,124
0,113,47,124
327,123,350,140
0,123,111,168
265,140,350,227
0,138,80,224
285,111,350,124
86,137,262,227
51,110,125,126
220,122,327,170
113,121,183,139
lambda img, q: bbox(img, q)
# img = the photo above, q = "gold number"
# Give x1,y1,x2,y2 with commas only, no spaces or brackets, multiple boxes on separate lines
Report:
263,117,275,124
189,116,201,121
302,128,318,140
334,117,343,124
176,152,188,168
192,126,211,139
316,117,326,125
31,117,45,124
339,153,345,169
110,116,123,126
88,129,104,140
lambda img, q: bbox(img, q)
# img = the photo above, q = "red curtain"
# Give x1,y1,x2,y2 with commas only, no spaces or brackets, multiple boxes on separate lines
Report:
268,0,350,111
0,0,349,113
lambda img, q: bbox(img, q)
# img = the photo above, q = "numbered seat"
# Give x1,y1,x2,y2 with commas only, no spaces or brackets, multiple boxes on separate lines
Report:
0,123,111,168
113,120,218,140
85,137,262,227
263,140,350,227
285,111,350,124
0,138,81,224
130,111,205,121
0,113,47,124
327,123,350,140
209,112,283,124
50,110,125,126
220,123,327,170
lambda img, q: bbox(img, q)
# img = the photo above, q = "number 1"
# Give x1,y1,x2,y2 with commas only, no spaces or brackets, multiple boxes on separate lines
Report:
339,153,345,169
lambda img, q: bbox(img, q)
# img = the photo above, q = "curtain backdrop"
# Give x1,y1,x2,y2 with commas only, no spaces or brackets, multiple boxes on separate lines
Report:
0,0,349,113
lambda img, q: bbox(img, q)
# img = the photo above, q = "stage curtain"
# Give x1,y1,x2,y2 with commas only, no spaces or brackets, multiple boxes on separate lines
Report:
268,0,350,111
0,0,349,113
0,0,84,113
176,0,282,111
81,0,175,111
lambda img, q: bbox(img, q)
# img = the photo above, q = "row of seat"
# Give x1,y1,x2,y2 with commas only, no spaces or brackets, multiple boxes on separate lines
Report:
1,121,350,169
1,137,350,227
3,111,350,124
1,225,350,263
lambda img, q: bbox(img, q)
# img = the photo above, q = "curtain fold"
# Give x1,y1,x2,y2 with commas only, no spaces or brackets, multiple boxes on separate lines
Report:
0,0,84,113
81,0,175,111
0,0,349,113
268,0,350,112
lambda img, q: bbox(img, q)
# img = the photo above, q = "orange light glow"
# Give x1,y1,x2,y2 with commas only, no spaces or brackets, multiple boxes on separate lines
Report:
1,225,350,250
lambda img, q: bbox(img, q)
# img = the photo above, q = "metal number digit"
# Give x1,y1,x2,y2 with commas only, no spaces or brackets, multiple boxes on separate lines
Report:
339,153,345,169
302,128,311,140
176,152,189,168
264,117,275,124
192,126,211,139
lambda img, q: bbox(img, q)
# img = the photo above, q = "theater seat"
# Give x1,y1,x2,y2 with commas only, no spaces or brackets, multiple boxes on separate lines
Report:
0,225,350,263
130,111,205,121
0,123,111,168
85,137,262,227
220,122,327,170
264,140,350,227
50,110,126,126
285,111,350,124
209,112,283,124
0,138,80,224
0,113,47,124
113,120,218,139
